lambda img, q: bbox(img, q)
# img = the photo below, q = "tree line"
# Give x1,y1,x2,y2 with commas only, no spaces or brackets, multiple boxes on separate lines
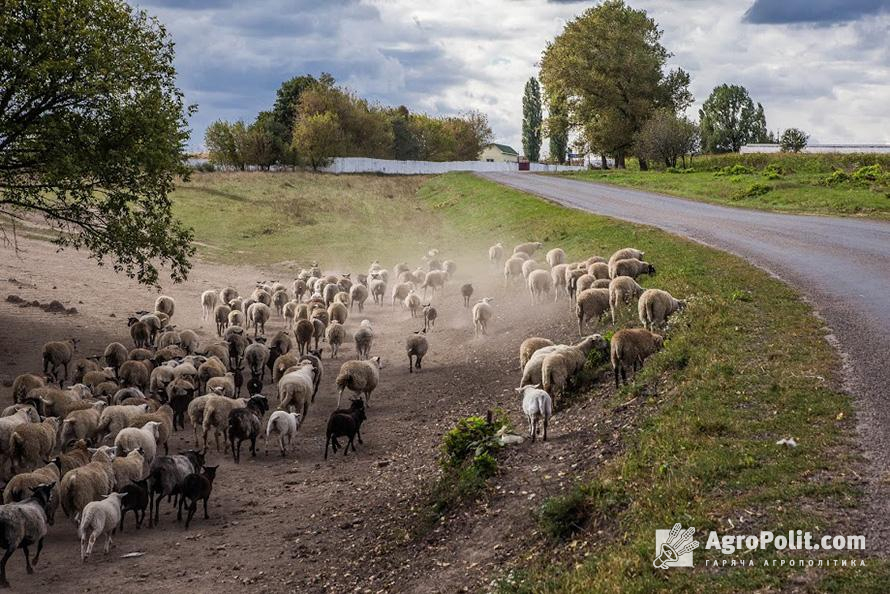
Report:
205,75,493,170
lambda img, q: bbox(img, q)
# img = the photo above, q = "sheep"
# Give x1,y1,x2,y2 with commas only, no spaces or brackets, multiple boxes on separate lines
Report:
611,328,664,387
283,301,299,329
114,421,161,466
112,448,146,489
488,242,504,267
42,338,79,385
245,342,270,382
3,463,60,525
460,283,474,307
118,478,148,531
513,251,530,261
148,365,174,400
404,290,421,318
0,407,40,467
587,262,610,280
325,321,346,358
51,440,91,477
206,372,236,399
333,291,349,306
130,404,174,456
325,399,367,459
353,322,374,360
312,318,326,350
503,256,524,285
57,402,105,447
576,288,611,336
349,284,369,312
177,465,218,529
609,258,656,280
300,350,324,402
391,282,413,309
196,358,224,393
77,491,124,562
609,276,646,323
294,318,314,356
327,301,348,326
147,449,204,526
228,396,269,463
406,333,429,373
247,302,272,337
422,304,438,331
11,374,45,404
59,448,115,521
226,308,244,329
214,304,231,337
179,330,199,355
72,359,100,385
575,273,596,295
95,403,151,444
166,377,196,431
200,290,219,321
271,352,301,388
278,361,315,418
520,335,608,388
550,264,569,300
364,278,384,306
292,279,307,301
519,337,555,369
546,248,566,267
139,313,163,343
522,259,546,280
271,289,289,317
156,329,181,350
335,357,382,407
515,385,552,442
0,482,55,587
420,271,447,298
201,396,248,453
10,418,59,474
514,241,543,256
608,247,645,267
251,288,272,307
118,360,149,392
540,348,590,399
527,269,553,304
154,295,175,319
127,348,153,362
264,411,302,456
472,298,494,337
566,267,586,301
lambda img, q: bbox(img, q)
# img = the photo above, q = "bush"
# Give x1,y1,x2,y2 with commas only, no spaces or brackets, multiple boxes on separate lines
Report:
779,128,809,153
537,481,628,540
736,183,771,199
852,164,885,183
822,169,851,186
665,167,694,174
441,414,505,469
714,164,755,177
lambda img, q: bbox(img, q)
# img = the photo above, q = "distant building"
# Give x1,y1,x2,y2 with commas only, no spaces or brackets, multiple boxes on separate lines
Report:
479,143,521,162
741,143,890,154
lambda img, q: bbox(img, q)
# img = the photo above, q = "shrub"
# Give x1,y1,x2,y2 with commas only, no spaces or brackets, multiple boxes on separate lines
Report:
665,167,694,174
779,128,809,153
441,414,504,469
736,183,771,199
852,164,884,183
537,481,628,540
714,164,755,177
822,169,851,186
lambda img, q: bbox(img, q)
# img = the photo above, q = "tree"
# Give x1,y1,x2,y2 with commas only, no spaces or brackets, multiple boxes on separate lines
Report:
205,120,242,169
699,84,770,153
0,0,194,286
390,106,422,160
547,93,569,164
522,78,543,162
780,128,808,153
634,109,699,168
540,0,691,168
292,112,343,170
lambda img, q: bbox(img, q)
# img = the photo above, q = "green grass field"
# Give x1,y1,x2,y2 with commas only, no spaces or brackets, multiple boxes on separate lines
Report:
560,154,890,220
172,171,887,591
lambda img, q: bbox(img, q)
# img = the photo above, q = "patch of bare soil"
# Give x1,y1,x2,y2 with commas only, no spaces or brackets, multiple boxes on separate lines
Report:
0,238,631,593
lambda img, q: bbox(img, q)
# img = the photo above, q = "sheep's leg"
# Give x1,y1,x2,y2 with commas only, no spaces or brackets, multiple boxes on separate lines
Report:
543,418,549,442
86,532,97,560
32,538,43,566
344,436,353,456
203,496,209,519
177,494,184,522
104,533,113,554
186,501,197,529
408,354,413,373
356,426,363,444
250,435,257,457
324,436,330,460
0,549,12,587
614,366,620,388
279,434,285,457
22,545,33,574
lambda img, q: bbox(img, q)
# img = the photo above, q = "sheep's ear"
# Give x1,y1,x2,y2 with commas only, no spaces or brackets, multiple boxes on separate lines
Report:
514,387,524,393
531,384,542,389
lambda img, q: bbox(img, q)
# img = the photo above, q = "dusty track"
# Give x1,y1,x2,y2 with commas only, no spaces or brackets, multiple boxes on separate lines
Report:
0,236,614,593
482,171,890,551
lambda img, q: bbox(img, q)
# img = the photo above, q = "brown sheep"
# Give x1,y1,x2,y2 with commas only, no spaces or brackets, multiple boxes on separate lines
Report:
610,328,664,387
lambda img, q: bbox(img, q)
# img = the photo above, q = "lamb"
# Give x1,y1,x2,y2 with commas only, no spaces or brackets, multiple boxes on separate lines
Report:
272,289,289,316
278,361,315,418
59,448,115,521
245,342,270,381
460,283,474,307
77,491,124,561
576,288,611,335
349,284,369,312
325,321,346,358
95,403,151,444
247,302,272,337
390,282,413,309
328,301,348,325
227,308,245,328
609,258,656,280
227,396,269,463
201,397,248,454
154,295,175,319
118,478,148,531
10,418,59,474
130,404,174,456
335,357,382,407
546,248,566,268
527,269,553,304
112,447,146,489
369,278,387,306
0,482,55,587
520,335,608,388
353,321,374,360
503,256,524,285
177,465,218,529
472,298,494,337
488,242,504,267
206,372,236,399
325,399,367,459
422,304,438,331
404,290,421,318
406,332,429,373
638,288,686,330
515,385,552,442
114,421,161,466
513,241,543,256
519,337,555,369
608,247,645,267
610,328,664,387
11,374,44,404
118,360,149,391
294,319,314,355
2,463,60,525
264,411,303,456
420,271,447,298
201,290,219,321
609,276,646,323
214,304,231,337
42,338,79,385
147,449,204,526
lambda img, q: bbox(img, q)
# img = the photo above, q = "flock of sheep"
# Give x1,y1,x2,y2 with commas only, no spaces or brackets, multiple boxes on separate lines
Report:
0,238,686,587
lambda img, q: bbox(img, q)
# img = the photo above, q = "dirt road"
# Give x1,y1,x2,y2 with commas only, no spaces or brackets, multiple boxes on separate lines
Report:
481,171,890,549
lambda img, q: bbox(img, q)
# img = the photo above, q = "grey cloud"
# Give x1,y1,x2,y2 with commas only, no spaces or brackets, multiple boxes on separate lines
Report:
744,0,890,24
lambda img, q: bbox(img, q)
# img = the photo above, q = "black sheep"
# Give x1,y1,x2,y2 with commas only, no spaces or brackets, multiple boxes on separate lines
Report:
325,398,367,459
233,367,244,397
227,396,269,463
246,375,263,397
149,450,204,527
178,465,219,529
118,478,149,531
0,482,54,588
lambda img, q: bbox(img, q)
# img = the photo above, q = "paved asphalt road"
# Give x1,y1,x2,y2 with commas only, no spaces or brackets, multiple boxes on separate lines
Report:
482,172,890,547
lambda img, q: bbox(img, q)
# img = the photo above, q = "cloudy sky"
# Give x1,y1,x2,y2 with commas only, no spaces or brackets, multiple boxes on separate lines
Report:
136,0,890,153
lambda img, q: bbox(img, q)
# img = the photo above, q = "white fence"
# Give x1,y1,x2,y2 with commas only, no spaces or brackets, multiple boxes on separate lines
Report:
741,143,890,154
320,157,584,175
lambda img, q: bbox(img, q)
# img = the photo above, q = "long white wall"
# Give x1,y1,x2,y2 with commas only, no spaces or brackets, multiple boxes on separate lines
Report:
741,144,890,154
320,157,584,175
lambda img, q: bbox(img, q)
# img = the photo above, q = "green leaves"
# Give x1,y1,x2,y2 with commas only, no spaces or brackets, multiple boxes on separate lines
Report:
522,77,543,162
699,84,771,153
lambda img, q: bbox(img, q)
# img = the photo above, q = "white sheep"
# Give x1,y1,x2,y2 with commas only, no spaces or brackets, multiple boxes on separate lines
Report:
154,295,175,319
638,288,686,329
503,256,524,285
546,248,566,267
515,385,552,442
609,258,655,280
78,492,124,562
611,328,664,387
527,269,553,305
42,338,79,385
472,298,494,337
488,242,504,267
264,411,303,456
353,321,374,360
391,282,413,309
335,356,382,407
513,241,543,256
278,361,315,418
404,290,422,318
420,271,447,298
325,321,346,358
112,448,146,489
247,301,272,337
608,247,645,267
201,290,219,321
114,421,161,466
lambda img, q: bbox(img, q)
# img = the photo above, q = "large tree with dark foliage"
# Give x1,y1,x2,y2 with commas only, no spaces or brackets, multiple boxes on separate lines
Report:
699,84,771,153
522,77,543,162
0,0,194,286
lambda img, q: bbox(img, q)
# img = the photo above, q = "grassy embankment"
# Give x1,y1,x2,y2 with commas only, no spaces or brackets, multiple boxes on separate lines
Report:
561,153,890,220
173,171,887,591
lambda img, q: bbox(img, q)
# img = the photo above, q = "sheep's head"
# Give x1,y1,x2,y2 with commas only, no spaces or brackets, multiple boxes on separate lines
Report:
653,334,665,349
370,356,383,369
202,465,220,482
646,263,656,274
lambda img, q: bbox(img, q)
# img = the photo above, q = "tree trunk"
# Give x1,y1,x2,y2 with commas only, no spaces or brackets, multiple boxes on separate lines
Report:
615,153,626,169
600,154,608,170
638,158,648,171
